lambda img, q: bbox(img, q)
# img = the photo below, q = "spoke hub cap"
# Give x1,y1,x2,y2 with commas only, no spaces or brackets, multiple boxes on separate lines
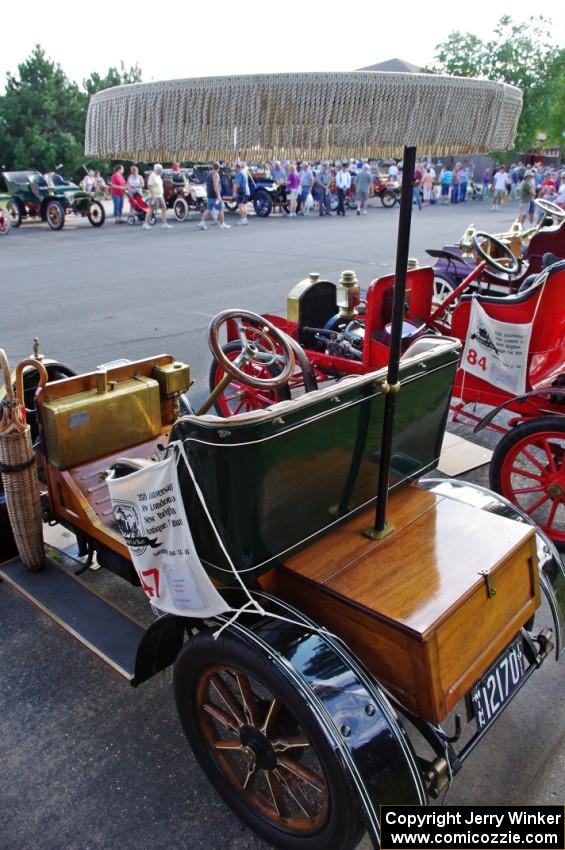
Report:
240,725,277,771
546,478,564,500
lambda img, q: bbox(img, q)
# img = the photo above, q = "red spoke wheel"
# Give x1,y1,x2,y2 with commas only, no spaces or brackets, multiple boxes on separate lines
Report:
490,416,565,545
174,630,365,850
209,340,290,417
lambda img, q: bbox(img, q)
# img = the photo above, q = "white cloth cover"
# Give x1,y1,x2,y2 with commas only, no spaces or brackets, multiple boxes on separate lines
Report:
108,455,230,617
461,300,532,395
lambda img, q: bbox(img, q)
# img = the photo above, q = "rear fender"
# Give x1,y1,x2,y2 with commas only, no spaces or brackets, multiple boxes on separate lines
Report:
214,591,427,848
136,592,427,846
418,478,565,658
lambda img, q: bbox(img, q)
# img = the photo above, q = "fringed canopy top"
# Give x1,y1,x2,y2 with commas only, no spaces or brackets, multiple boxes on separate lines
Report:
85,72,522,162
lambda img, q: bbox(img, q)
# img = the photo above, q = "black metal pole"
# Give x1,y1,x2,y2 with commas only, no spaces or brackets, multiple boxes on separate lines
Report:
371,145,417,535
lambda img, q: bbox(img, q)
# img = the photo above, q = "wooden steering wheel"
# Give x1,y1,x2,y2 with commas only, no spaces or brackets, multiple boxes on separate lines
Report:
534,198,565,221
208,310,296,389
471,231,521,275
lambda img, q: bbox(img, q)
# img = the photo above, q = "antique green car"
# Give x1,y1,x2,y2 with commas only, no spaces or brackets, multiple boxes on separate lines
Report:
2,170,105,230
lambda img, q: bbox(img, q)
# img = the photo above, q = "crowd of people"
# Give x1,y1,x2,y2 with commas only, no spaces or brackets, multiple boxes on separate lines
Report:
486,162,565,225
80,156,565,231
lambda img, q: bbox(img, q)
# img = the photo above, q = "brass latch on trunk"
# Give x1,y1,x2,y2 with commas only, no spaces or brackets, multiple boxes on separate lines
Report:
479,569,496,598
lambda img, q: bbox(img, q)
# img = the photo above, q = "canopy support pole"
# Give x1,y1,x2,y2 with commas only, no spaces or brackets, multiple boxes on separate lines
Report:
365,145,416,539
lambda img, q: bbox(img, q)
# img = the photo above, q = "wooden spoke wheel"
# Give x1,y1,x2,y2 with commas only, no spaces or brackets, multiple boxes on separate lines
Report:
87,200,105,227
208,340,290,416
174,631,364,850
7,199,22,227
0,208,10,235
490,416,565,546
45,199,65,230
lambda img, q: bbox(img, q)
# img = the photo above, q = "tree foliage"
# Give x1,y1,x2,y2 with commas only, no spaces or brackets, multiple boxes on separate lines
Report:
0,46,142,180
83,61,142,97
423,16,565,151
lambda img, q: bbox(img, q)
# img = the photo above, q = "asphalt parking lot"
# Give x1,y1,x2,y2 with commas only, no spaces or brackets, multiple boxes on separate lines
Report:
1,198,564,850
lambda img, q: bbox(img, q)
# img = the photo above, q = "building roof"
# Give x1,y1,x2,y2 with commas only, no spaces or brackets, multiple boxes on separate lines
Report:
358,59,421,73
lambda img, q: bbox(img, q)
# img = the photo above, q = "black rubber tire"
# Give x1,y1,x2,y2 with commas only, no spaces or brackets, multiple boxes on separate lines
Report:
253,189,273,217
174,630,365,850
173,197,189,222
346,197,357,210
208,340,291,417
380,190,397,208
7,198,22,227
224,199,238,213
45,199,65,231
87,200,105,227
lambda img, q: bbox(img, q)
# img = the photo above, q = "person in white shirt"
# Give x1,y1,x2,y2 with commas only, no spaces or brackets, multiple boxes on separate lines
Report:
82,170,96,194
335,163,351,216
144,164,173,229
127,165,144,213
491,166,508,211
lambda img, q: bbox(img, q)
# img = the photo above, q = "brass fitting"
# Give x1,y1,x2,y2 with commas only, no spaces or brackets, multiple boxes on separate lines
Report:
337,270,360,320
425,757,451,797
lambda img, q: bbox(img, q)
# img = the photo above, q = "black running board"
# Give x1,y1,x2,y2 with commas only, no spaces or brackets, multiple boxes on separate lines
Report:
0,552,145,680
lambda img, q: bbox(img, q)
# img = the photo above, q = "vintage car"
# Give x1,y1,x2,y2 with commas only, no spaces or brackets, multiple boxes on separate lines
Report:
2,169,105,230
1,72,563,850
191,163,284,217
159,168,208,220
372,173,399,207
428,204,565,304
208,218,565,546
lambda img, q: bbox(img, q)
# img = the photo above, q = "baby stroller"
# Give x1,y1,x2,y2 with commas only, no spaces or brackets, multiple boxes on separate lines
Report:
126,191,155,225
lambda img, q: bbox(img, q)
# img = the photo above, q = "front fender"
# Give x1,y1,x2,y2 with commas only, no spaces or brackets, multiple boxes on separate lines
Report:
418,478,565,658
132,613,186,686
474,388,565,431
209,590,427,849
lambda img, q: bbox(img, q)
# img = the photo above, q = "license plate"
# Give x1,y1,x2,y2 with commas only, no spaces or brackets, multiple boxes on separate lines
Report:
471,638,525,731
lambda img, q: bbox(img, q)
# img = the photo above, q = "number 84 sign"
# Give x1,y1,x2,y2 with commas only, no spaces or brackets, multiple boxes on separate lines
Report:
461,300,533,395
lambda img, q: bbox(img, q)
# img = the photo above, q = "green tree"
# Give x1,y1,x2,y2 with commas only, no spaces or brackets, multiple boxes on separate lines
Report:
0,47,143,181
545,58,565,147
0,45,85,175
83,61,142,97
423,16,558,153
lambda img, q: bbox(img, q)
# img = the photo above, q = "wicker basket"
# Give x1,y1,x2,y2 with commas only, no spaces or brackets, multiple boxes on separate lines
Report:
0,350,45,571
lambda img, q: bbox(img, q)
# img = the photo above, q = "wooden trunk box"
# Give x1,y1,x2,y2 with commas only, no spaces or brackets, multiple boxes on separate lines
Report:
263,486,539,723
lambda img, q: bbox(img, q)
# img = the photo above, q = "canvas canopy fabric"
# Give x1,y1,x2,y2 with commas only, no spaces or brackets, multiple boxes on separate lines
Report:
85,72,522,162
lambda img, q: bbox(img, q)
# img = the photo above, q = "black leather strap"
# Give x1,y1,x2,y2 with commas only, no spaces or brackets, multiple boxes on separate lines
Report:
0,456,35,474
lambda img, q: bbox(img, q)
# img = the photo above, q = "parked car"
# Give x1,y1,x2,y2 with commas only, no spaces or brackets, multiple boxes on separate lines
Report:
191,164,285,217
372,173,399,206
2,170,105,230
160,169,208,221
